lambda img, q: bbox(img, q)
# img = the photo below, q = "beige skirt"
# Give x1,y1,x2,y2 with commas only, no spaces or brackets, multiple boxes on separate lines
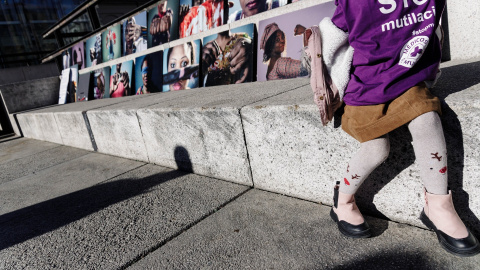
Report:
341,83,442,143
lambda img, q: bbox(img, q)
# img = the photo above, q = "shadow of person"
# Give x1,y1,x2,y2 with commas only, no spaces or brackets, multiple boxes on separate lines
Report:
0,148,196,251
174,145,193,173
330,250,437,270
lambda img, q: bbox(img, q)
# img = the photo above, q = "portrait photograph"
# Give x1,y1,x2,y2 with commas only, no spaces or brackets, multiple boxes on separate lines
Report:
85,33,102,68
134,51,163,95
93,67,111,99
147,0,180,48
123,11,148,56
257,2,336,81
71,41,85,70
102,24,122,62
110,60,133,98
178,0,224,38
162,39,200,91
227,0,287,23
202,24,255,87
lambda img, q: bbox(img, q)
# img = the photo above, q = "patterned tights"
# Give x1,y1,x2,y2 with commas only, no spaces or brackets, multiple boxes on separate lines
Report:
340,111,448,195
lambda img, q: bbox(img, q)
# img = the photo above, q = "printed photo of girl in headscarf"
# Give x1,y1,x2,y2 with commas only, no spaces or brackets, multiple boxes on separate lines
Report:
257,2,336,81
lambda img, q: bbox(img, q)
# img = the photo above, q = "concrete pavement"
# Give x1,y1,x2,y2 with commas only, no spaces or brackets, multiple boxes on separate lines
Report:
1,138,479,269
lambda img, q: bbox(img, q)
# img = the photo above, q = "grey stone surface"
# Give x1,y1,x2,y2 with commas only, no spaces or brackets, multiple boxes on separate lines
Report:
0,145,89,185
0,137,58,164
137,79,309,185
0,152,144,215
0,162,249,269
131,189,480,269
447,0,480,60
16,95,150,149
0,76,60,114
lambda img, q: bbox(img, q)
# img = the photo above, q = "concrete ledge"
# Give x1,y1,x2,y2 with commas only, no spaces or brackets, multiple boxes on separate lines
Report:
13,59,480,234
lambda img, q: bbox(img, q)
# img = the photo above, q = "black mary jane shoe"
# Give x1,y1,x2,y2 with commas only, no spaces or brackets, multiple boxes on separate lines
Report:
420,210,480,257
330,181,371,238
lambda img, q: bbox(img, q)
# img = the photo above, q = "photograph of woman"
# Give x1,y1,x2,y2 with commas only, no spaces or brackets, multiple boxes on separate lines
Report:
135,51,163,95
257,5,335,82
260,23,309,81
162,40,200,91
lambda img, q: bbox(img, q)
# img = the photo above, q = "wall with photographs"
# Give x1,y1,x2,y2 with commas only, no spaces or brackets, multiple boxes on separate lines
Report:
57,0,336,104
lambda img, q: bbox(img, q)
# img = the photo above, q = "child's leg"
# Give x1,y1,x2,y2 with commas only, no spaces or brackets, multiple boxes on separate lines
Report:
339,135,390,195
408,111,448,195
409,112,479,255
331,136,389,238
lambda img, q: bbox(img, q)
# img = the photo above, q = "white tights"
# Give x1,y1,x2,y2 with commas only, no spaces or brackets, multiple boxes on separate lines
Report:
340,111,448,195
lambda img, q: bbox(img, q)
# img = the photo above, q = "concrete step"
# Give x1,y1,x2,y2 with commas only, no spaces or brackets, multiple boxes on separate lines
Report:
13,58,480,235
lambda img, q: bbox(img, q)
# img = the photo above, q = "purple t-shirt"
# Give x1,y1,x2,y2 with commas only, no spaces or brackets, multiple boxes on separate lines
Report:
332,0,445,106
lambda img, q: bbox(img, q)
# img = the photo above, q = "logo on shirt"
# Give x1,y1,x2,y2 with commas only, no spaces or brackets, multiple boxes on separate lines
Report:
399,36,429,68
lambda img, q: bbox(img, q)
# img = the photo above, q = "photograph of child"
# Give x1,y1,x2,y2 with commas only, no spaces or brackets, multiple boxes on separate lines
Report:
102,24,122,61
257,2,336,81
123,12,148,56
227,0,287,23
202,24,254,87
147,0,179,48
86,34,102,67
93,67,110,99
134,51,163,95
162,40,200,91
178,0,224,38
110,60,133,98
71,42,85,70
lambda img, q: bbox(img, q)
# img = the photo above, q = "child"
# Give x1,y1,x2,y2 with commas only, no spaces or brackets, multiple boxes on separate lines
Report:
327,0,479,256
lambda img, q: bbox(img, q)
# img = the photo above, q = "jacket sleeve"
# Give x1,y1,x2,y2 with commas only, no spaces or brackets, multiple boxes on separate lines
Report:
319,17,353,101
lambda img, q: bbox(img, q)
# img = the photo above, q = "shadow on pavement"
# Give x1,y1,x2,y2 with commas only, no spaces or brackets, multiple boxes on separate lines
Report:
330,250,437,270
0,146,193,251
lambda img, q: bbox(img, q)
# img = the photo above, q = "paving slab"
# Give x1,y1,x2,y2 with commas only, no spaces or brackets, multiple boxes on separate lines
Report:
0,163,250,269
0,145,90,185
0,152,145,215
131,189,480,270
0,137,59,164
137,78,310,185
